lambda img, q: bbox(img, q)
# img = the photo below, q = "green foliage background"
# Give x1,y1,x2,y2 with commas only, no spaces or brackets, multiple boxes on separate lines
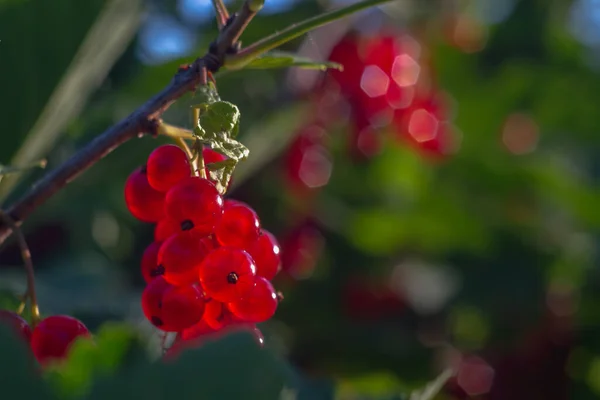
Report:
1,0,600,398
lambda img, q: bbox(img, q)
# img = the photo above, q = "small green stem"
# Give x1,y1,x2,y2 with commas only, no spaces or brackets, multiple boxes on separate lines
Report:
224,0,394,70
156,122,196,140
0,211,40,327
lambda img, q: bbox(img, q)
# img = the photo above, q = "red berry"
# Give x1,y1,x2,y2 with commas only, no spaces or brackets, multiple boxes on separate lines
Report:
328,34,364,96
158,231,212,286
124,167,165,222
0,310,31,342
141,241,164,283
31,315,90,365
202,299,235,330
161,284,206,331
215,203,261,248
154,218,181,241
246,230,281,280
146,145,191,192
198,247,256,302
223,199,247,209
281,221,324,279
203,147,227,164
181,318,215,341
164,177,223,235
229,277,278,323
141,277,171,330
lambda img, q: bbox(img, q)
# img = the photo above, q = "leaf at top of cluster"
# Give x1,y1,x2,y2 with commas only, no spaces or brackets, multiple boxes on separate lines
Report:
244,51,343,71
196,81,221,104
195,101,241,139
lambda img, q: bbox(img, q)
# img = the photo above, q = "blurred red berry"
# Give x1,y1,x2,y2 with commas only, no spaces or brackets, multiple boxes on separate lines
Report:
154,218,180,242
31,315,90,365
0,310,32,343
161,284,206,332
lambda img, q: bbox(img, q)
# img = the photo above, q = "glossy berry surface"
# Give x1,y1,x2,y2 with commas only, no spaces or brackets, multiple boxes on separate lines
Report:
229,276,278,323
199,247,256,302
161,284,206,331
0,310,32,342
141,241,164,283
124,167,165,222
181,318,215,341
246,230,281,280
164,177,223,234
154,218,181,242
146,145,191,192
215,203,261,248
202,299,235,330
31,315,90,365
141,277,171,329
158,232,212,286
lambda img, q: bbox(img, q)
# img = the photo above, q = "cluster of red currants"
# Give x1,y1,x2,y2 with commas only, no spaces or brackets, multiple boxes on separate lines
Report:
0,310,90,366
124,144,281,353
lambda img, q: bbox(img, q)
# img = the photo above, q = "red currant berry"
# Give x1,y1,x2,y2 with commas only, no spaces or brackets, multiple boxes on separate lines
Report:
146,145,191,192
181,318,215,341
124,166,165,222
161,284,206,331
141,277,171,330
198,247,257,302
202,299,240,330
203,147,227,164
154,218,180,242
31,315,90,365
0,310,32,342
281,221,324,279
214,203,260,248
141,241,164,283
158,231,211,286
164,177,223,235
229,277,278,323
223,199,247,209
246,230,281,280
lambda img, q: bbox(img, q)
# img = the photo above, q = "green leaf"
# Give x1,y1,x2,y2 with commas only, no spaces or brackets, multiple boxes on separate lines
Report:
44,323,146,398
243,51,343,71
224,0,395,70
87,331,298,400
0,325,56,399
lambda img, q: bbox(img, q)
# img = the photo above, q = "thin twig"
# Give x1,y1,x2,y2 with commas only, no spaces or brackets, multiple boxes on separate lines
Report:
211,0,230,29
0,0,261,246
0,211,40,326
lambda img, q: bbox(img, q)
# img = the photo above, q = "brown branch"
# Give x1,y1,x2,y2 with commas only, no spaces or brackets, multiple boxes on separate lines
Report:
0,0,261,247
212,0,230,29
0,211,40,326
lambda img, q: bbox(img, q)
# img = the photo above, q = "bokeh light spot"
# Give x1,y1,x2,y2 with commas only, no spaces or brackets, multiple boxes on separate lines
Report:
391,54,421,87
502,113,539,155
408,109,439,142
457,356,495,396
360,65,390,98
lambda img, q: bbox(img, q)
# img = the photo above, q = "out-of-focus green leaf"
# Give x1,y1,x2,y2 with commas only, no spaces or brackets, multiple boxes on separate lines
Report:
243,51,343,71
44,323,146,398
0,325,56,399
87,331,297,400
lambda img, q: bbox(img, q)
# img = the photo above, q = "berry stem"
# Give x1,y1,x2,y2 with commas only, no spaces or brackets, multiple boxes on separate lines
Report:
0,210,41,327
192,107,207,180
157,122,196,140
211,0,230,29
